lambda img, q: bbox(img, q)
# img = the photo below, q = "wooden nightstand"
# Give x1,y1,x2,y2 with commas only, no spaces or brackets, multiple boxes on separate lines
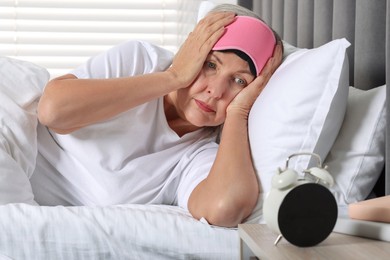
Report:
238,224,390,259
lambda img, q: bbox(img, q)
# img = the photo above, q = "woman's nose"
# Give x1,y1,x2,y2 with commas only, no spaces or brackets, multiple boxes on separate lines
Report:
207,77,227,99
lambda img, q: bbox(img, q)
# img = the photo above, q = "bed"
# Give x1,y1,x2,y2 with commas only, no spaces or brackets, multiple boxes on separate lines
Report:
0,1,388,259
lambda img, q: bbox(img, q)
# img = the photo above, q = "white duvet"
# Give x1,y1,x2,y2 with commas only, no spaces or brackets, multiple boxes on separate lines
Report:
0,204,239,259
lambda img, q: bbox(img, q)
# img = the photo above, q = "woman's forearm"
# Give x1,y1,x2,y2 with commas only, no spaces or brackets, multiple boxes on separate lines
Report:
38,71,180,133
188,111,259,227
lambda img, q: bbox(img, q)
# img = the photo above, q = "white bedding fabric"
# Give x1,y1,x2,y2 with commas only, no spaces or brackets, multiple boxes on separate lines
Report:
0,56,49,205
0,53,239,260
0,204,239,260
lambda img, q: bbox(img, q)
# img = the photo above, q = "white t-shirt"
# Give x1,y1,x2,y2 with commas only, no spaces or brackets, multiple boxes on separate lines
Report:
31,41,219,210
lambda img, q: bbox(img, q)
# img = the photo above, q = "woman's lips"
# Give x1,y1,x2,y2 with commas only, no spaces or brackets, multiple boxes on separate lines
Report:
194,99,215,113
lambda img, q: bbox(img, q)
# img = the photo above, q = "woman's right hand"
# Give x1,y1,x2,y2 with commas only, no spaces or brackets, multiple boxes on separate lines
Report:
167,11,235,88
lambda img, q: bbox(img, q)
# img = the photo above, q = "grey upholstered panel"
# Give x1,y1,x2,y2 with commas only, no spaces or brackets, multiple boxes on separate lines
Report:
386,0,390,195
332,0,356,85
282,0,298,45
239,0,389,194
313,0,333,47
297,0,314,48
355,0,386,90
271,0,284,38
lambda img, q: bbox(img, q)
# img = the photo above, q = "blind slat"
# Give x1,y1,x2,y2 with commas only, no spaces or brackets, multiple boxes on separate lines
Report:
0,8,178,21
1,0,179,9
0,32,177,42
0,20,178,33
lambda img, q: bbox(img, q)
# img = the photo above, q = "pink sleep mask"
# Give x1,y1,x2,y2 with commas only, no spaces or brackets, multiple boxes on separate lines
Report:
212,16,276,75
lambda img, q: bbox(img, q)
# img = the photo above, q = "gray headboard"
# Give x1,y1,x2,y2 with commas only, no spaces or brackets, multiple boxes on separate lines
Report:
239,0,389,195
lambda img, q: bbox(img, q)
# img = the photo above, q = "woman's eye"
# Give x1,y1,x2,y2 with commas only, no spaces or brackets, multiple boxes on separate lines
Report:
234,77,246,86
206,61,216,69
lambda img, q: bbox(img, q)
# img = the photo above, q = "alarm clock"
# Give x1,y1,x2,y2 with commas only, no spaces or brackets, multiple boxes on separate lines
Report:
263,152,338,247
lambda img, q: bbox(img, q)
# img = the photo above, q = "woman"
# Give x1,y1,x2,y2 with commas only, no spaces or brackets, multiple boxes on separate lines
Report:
32,4,283,227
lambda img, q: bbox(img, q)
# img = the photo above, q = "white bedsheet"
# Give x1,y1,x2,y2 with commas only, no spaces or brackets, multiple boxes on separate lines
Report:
0,203,239,259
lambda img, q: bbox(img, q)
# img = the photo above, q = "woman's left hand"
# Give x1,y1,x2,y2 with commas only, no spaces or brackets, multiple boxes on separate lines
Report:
167,12,236,89
227,41,283,117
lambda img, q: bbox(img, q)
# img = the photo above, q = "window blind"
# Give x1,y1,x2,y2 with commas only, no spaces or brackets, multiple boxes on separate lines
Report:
0,0,181,78
0,0,237,78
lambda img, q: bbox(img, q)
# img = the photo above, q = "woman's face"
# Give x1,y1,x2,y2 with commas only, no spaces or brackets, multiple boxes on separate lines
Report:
174,51,255,128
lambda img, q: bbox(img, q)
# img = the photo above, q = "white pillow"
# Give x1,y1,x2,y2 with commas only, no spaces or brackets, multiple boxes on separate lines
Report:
0,56,49,205
326,85,386,206
248,38,350,197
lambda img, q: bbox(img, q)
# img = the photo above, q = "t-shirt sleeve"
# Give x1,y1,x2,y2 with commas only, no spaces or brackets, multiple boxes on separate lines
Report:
175,142,219,210
70,41,174,79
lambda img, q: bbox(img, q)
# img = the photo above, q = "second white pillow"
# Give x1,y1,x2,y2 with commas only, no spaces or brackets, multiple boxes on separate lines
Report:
326,85,386,206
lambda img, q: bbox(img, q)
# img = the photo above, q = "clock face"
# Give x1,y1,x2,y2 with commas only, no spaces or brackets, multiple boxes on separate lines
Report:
278,183,338,247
